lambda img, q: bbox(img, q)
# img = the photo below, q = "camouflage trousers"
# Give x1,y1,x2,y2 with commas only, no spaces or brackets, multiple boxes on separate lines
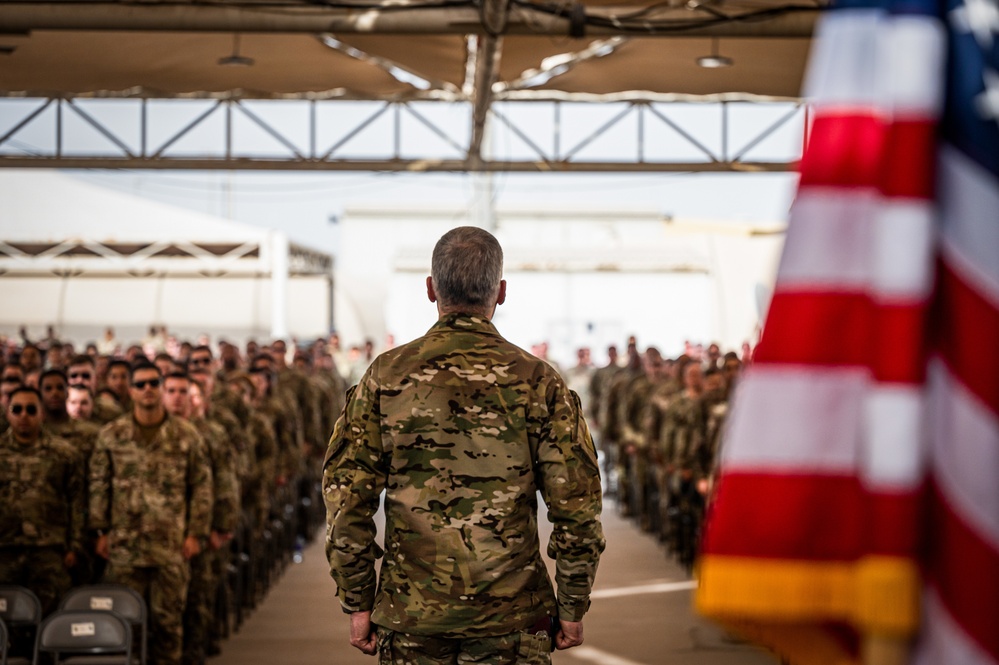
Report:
0,545,71,616
375,627,552,665
182,550,219,665
105,562,190,665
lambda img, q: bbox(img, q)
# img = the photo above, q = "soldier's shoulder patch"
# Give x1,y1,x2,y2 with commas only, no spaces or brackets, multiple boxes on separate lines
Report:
323,385,357,470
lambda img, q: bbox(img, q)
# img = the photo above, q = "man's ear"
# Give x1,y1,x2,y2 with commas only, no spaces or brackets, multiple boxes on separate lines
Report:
496,280,507,306
426,276,437,303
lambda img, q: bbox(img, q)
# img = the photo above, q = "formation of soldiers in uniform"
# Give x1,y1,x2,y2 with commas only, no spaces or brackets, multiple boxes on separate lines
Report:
581,338,748,571
1,323,748,663
0,330,348,665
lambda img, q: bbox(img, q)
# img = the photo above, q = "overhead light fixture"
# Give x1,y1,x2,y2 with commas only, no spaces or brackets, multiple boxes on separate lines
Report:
697,37,733,68
218,33,254,67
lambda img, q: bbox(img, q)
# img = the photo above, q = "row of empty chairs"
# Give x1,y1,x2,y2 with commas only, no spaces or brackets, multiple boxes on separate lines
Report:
1,480,326,665
0,585,144,665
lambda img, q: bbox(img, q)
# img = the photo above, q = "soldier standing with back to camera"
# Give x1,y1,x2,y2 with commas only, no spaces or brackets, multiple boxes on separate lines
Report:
323,226,604,665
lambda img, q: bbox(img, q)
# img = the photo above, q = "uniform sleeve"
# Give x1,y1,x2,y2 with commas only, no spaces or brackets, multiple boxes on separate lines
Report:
536,383,605,623
209,426,241,534
186,430,214,540
64,445,87,554
88,430,113,532
322,373,387,614
252,417,278,530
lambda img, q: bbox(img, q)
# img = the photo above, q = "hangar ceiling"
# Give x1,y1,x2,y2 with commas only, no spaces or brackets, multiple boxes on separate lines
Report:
0,0,823,171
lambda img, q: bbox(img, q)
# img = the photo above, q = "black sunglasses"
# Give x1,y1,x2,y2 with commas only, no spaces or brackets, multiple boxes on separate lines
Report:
69,371,93,380
1,377,21,384
132,379,162,389
189,357,211,365
10,404,39,416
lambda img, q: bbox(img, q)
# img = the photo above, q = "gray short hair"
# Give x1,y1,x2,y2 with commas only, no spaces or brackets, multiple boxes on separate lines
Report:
431,226,503,310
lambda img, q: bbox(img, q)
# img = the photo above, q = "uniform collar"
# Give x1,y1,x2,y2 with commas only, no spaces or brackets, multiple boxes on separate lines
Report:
429,312,501,338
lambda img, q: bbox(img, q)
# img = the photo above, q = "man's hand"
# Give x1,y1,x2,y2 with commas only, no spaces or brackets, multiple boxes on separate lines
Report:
182,535,201,560
554,620,584,650
349,610,378,656
64,551,78,569
95,534,110,560
210,531,233,551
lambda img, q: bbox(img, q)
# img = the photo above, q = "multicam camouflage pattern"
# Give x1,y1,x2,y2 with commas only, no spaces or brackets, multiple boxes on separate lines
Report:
0,546,72,616
258,391,302,485
278,366,323,448
0,430,86,552
242,411,278,531
375,626,552,665
89,414,213,567
206,403,253,499
44,417,102,463
91,399,124,425
191,417,240,534
323,313,604,638
105,561,190,665
658,392,706,476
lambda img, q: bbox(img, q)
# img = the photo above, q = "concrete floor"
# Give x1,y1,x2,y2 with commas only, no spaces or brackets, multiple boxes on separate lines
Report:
213,500,778,665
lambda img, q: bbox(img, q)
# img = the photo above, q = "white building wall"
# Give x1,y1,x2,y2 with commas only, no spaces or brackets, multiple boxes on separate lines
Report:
1,275,330,346
336,207,784,366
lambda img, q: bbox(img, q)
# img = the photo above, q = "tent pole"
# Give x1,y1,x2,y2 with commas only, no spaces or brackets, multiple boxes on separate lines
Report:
271,232,289,340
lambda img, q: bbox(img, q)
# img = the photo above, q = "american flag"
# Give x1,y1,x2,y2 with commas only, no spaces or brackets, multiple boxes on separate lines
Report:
695,0,999,662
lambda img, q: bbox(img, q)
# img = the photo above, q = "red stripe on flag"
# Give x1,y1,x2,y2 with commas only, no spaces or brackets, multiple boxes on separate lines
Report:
934,259,999,416
800,114,884,189
926,479,999,662
757,292,927,384
799,115,935,199
880,120,937,199
701,473,922,560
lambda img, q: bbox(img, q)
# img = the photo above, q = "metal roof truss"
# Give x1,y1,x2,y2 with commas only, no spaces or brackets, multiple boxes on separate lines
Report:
0,95,805,172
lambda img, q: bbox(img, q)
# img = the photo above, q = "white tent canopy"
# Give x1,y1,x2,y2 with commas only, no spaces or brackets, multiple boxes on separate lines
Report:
0,170,333,344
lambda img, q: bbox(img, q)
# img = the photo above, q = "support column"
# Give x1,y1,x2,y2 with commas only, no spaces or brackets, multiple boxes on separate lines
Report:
270,231,289,339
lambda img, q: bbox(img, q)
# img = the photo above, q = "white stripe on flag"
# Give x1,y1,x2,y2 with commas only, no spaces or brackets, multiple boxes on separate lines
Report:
913,590,997,665
781,191,935,299
929,359,999,551
805,11,944,115
939,145,999,308
804,10,885,110
881,16,946,116
722,367,866,473
861,383,926,490
724,367,926,487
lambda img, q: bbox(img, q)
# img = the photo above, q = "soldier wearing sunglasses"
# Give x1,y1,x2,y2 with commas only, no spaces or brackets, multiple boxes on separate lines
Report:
0,386,86,615
88,362,213,665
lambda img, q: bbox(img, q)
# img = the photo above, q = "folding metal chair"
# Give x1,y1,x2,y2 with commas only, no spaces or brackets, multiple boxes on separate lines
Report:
0,586,41,665
1,617,9,665
32,610,131,665
58,586,147,665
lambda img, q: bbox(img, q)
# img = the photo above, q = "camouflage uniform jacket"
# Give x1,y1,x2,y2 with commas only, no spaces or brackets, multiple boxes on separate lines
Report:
44,418,102,464
192,417,241,534
92,399,124,425
323,313,605,638
658,391,707,476
89,414,213,567
0,430,86,552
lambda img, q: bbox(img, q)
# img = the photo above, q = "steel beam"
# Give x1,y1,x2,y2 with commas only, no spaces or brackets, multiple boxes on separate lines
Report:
468,0,509,163
0,97,804,171
0,3,819,37
0,156,796,171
